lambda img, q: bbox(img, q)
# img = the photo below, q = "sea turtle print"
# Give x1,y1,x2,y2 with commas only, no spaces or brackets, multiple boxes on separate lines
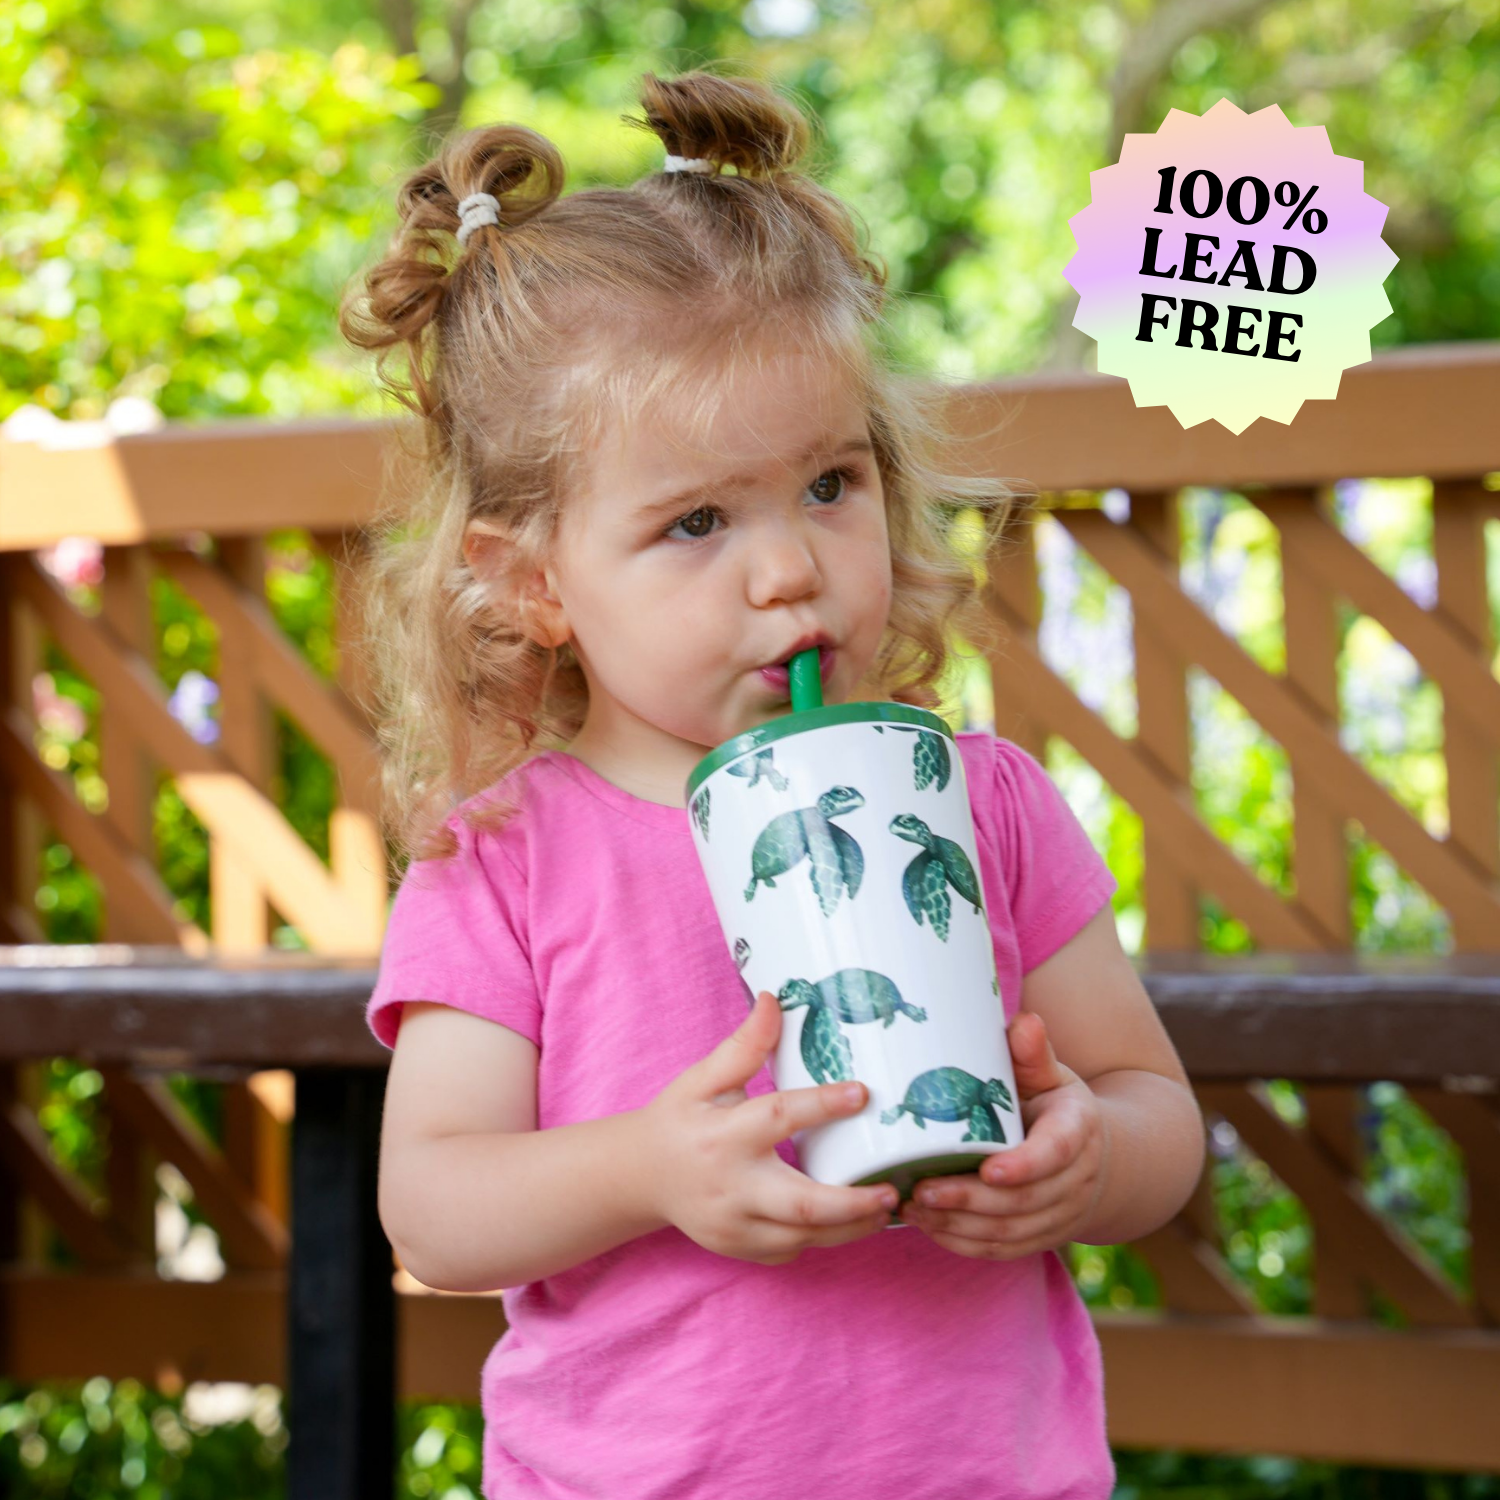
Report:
727,747,789,792
743,786,866,917
790,1003,856,1085
690,785,710,841
872,723,952,792
777,968,927,1030
890,813,984,942
733,937,754,1006
880,1066,1015,1143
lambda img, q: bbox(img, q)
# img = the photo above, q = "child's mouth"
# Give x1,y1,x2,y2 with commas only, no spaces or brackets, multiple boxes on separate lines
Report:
757,645,835,694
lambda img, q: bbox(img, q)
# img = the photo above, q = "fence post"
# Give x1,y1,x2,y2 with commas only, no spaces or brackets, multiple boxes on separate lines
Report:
287,1066,396,1500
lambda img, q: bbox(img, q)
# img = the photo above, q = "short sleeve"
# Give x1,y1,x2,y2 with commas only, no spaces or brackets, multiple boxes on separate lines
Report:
988,737,1118,975
366,814,543,1050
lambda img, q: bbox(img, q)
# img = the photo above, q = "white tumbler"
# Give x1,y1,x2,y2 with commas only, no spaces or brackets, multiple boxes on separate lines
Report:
685,690,1025,1209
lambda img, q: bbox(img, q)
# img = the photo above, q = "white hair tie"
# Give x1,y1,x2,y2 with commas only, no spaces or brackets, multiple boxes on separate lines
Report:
456,191,501,246
663,154,714,174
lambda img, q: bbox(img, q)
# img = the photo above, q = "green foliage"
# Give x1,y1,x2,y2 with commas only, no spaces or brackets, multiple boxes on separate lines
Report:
0,1378,286,1497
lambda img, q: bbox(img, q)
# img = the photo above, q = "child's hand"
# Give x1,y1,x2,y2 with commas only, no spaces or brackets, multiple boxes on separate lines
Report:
638,991,901,1266
896,1011,1110,1259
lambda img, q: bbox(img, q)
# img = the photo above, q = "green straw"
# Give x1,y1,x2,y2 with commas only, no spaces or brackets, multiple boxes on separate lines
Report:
788,646,824,712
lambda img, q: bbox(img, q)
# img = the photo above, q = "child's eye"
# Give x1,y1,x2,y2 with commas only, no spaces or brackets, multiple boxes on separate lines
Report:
663,464,862,544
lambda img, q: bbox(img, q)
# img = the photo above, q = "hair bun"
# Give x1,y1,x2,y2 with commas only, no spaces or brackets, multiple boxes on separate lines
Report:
399,124,566,245
336,123,565,418
627,69,812,179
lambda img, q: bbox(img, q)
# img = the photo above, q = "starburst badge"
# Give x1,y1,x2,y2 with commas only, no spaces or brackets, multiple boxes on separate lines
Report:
1064,98,1397,435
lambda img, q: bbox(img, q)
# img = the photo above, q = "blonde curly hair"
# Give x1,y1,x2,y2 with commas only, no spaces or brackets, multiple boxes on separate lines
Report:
339,65,1027,863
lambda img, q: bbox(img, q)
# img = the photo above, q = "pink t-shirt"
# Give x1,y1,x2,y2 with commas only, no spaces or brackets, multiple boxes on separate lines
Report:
368,730,1119,1500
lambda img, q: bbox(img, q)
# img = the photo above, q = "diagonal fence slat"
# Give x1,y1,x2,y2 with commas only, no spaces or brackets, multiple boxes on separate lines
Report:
980,578,1336,947
1053,508,1500,934
1253,490,1500,748
6,556,382,954
1199,1082,1477,1329
1130,1214,1256,1316
99,1066,287,1270
0,707,198,948
0,1084,134,1267
155,551,381,798
1406,1087,1500,1328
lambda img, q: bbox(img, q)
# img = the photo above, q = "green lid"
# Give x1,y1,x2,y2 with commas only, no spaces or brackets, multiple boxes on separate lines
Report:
684,697,954,801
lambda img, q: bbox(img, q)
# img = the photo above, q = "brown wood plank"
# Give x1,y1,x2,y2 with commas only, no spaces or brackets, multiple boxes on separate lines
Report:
207,539,274,952
4,345,1497,551
982,500,1048,756
937,340,1500,494
1279,505,1365,1317
1299,1086,1371,1318
1129,491,1200,951
5,1270,1499,1472
0,1267,285,1384
0,577,42,943
98,546,160,943
1408,1085,1500,1327
0,418,392,550
1433,477,1500,953
1097,1313,1500,1471
5,948,1500,1076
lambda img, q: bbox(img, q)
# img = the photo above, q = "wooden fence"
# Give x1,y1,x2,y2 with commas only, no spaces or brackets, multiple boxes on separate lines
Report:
1,339,1498,1478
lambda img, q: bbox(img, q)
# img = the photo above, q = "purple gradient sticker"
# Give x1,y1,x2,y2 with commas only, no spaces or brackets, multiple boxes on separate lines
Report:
1064,98,1397,434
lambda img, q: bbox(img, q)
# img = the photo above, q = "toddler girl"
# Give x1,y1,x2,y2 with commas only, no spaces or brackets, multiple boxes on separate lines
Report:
342,67,1205,1500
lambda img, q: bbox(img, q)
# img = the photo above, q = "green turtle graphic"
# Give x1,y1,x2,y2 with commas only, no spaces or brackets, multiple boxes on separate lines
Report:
873,723,952,791
691,784,710,841
727,747,789,792
991,971,1000,996
777,969,927,1030
733,937,754,1006
880,1067,1014,1143
743,786,866,917
890,812,983,941
790,1003,856,1085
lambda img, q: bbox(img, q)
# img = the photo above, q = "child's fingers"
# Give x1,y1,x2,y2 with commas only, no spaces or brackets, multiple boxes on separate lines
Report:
1007,1011,1068,1098
902,1199,1078,1254
912,1167,1073,1219
981,1106,1087,1187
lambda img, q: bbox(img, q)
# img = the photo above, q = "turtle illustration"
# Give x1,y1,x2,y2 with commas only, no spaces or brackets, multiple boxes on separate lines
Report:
733,937,754,1006
727,747,789,792
691,785,711,841
991,971,999,997
873,723,952,791
791,1003,856,1085
890,812,983,941
777,968,927,1030
880,1066,1014,1143
743,786,866,917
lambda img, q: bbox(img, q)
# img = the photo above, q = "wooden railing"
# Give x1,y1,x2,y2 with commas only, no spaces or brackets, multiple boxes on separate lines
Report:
2,340,1498,1480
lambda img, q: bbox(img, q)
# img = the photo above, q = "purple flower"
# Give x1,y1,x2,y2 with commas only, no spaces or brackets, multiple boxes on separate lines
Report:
168,670,221,745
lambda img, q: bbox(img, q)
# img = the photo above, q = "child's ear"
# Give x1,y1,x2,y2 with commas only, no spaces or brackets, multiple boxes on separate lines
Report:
463,519,571,650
